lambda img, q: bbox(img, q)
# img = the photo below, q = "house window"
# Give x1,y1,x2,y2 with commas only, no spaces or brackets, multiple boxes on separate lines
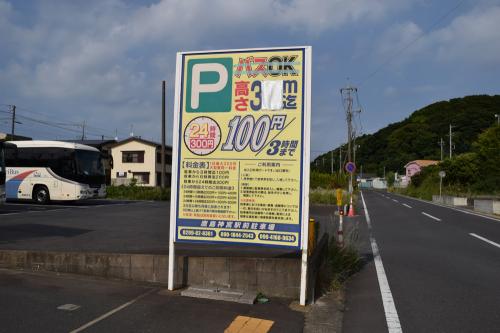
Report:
122,151,144,163
116,171,127,178
132,172,150,185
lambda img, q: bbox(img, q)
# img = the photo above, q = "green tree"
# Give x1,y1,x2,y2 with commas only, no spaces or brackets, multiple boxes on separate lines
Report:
386,171,395,187
471,125,500,192
441,153,479,187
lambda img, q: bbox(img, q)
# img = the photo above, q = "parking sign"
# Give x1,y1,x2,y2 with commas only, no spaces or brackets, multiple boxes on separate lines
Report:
170,47,312,250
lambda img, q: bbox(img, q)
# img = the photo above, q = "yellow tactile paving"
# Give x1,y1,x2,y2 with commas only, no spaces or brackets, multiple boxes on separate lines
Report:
224,315,274,333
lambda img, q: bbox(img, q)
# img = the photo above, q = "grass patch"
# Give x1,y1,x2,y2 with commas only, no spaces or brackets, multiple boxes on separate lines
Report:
327,238,363,290
106,185,170,201
310,188,352,205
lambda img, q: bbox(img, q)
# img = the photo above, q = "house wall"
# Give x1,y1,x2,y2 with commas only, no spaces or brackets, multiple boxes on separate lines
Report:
111,141,157,186
406,163,421,178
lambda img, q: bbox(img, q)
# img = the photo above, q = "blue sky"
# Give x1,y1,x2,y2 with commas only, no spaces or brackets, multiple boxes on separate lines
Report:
0,0,499,158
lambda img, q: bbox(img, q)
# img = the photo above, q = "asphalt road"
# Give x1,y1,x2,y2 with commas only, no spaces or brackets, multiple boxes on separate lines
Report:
0,200,334,257
0,200,171,254
343,190,500,333
0,268,303,333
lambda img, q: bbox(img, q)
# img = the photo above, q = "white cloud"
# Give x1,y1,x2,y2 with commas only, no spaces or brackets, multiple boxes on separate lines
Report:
384,86,397,96
376,21,423,59
430,6,500,66
376,4,500,69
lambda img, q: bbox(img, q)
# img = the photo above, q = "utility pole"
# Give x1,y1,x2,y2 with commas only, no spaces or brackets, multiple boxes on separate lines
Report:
438,137,444,161
330,150,334,174
10,105,16,137
353,144,359,165
81,120,86,140
339,147,342,174
449,124,454,159
340,86,359,194
161,80,166,188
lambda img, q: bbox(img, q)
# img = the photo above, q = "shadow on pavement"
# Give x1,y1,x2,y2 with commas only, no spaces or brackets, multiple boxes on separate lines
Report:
0,224,91,243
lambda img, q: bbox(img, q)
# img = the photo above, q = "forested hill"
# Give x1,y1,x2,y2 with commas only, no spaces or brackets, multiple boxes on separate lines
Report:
313,95,500,176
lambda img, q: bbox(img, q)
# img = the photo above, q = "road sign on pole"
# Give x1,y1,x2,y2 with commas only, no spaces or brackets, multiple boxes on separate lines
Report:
345,161,356,173
439,171,446,198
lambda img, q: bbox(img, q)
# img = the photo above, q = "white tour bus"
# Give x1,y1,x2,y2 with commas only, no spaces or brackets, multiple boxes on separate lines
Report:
5,141,107,204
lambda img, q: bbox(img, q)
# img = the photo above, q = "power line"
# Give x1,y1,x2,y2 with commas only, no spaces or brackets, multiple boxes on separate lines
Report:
359,0,468,86
4,105,122,139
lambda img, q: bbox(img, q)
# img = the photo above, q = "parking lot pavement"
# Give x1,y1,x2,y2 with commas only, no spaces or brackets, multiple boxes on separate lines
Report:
0,200,334,256
0,200,170,254
0,268,304,333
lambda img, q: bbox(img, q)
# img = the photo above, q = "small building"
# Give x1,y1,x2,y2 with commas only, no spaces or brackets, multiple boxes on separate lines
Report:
372,177,387,189
110,137,172,187
404,160,439,179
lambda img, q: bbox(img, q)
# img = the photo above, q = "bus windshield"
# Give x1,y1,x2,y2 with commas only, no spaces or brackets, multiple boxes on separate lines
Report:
75,150,105,176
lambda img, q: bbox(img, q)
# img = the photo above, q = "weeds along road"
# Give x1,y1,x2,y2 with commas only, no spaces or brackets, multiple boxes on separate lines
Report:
343,190,500,333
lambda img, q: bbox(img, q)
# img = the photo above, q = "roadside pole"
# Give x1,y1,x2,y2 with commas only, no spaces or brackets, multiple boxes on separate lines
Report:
168,54,183,291
300,47,312,306
439,171,446,200
161,80,166,188
336,188,344,247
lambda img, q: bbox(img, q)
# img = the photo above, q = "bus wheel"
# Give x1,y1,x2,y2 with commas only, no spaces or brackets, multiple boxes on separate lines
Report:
33,186,50,204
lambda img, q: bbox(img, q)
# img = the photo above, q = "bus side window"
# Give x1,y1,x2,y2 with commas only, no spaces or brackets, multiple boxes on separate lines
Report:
5,146,17,166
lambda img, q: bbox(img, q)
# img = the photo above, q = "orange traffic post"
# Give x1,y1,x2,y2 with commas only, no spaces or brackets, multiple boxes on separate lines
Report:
308,218,316,256
348,194,355,217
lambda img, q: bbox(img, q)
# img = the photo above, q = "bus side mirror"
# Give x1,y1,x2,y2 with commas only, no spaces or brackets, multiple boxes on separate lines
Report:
102,152,113,169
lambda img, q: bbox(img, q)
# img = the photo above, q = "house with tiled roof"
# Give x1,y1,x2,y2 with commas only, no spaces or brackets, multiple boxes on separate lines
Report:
404,160,439,179
110,137,172,186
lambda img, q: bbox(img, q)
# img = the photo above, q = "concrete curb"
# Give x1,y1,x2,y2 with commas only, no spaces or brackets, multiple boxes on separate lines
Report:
0,250,183,285
0,249,307,298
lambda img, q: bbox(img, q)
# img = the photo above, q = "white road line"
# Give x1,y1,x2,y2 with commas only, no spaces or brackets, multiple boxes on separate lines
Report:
361,191,402,333
421,212,441,221
69,288,157,333
392,199,399,203
390,193,500,223
402,204,412,209
469,233,500,249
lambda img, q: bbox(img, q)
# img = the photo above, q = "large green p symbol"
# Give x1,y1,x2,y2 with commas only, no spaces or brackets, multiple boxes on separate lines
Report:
186,58,232,113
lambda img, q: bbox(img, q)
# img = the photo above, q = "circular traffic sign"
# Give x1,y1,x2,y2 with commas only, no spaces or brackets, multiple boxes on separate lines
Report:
439,171,446,178
345,162,356,173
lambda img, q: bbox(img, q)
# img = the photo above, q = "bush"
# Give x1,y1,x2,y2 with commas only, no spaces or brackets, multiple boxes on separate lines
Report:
106,185,170,201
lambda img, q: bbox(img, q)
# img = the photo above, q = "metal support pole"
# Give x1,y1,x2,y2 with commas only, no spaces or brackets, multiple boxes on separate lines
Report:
439,176,443,199
161,80,166,188
10,105,16,137
331,150,333,174
338,214,344,247
339,147,342,174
